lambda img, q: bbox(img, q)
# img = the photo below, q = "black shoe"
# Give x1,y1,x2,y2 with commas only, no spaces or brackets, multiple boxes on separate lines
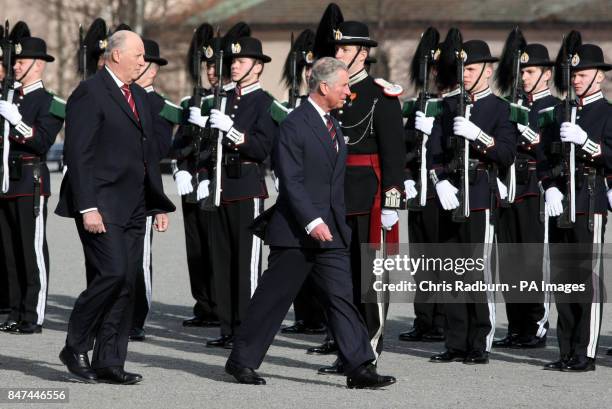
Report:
318,359,344,375
512,335,546,349
128,328,146,341
95,366,142,385
398,327,425,342
225,360,266,385
421,328,445,342
561,356,595,373
8,322,42,334
223,338,234,349
281,320,327,335
463,351,489,365
59,346,98,383
607,348,612,356
346,364,396,389
492,333,519,348
430,350,466,363
0,307,11,314
543,355,571,371
183,316,220,327
206,335,233,348
0,320,18,332
306,339,337,355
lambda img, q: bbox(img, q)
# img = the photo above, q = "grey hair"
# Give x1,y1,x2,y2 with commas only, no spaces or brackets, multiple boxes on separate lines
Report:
103,31,129,60
307,57,347,93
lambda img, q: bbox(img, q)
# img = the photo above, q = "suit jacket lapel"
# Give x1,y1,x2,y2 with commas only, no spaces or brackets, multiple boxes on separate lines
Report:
132,87,147,131
102,69,141,128
304,102,335,164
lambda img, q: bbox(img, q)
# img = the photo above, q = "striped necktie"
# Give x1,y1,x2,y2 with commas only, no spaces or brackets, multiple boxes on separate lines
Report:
121,84,140,121
324,114,338,153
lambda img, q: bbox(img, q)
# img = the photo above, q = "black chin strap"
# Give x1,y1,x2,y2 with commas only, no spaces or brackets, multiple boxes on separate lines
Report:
134,62,152,83
16,60,37,83
347,46,363,71
578,69,599,99
237,60,258,85
527,69,546,95
467,63,486,94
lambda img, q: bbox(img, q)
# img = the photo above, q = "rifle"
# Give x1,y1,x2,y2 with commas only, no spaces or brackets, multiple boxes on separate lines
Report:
79,24,87,81
451,49,469,222
1,20,15,194
201,29,224,210
557,38,576,228
288,33,299,109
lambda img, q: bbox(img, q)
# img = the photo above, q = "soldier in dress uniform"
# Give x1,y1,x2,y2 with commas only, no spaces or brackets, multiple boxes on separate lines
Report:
0,24,9,315
129,38,178,341
540,36,611,372
201,36,281,348
0,34,65,334
278,28,327,336
313,13,407,374
399,28,446,343
173,23,247,328
493,37,559,350
77,18,108,80
428,39,517,364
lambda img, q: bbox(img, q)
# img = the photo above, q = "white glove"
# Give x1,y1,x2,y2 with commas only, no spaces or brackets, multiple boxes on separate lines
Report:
496,178,508,200
196,179,210,201
188,107,208,128
0,101,22,126
607,189,612,209
560,122,588,146
381,209,399,230
414,111,434,135
174,170,193,196
545,187,564,217
404,179,418,200
435,180,459,210
453,116,480,141
209,109,234,133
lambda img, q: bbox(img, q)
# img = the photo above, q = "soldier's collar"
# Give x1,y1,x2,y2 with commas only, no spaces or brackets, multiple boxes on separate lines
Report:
469,87,492,102
442,87,461,98
144,85,155,93
237,81,261,96
20,80,44,95
349,69,368,86
223,82,236,91
528,88,551,102
578,90,603,106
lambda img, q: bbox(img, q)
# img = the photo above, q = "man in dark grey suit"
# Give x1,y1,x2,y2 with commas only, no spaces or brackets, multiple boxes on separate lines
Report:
56,30,175,384
226,57,396,389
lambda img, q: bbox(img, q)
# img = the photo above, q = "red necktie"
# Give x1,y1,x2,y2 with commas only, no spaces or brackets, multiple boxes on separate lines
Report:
325,114,338,153
121,84,140,121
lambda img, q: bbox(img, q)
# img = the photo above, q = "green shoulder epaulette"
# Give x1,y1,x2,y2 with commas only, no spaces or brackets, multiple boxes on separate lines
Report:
159,98,182,125
402,97,442,118
47,91,66,119
537,106,556,129
265,92,290,124
180,95,191,110
200,95,215,116
501,96,530,126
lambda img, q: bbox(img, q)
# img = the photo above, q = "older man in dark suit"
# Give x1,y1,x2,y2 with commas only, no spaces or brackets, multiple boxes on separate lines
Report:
225,57,396,389
56,30,175,384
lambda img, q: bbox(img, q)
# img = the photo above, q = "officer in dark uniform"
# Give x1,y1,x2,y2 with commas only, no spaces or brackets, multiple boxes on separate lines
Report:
173,23,248,328
540,41,611,372
315,20,406,374
428,40,517,364
0,36,64,334
494,42,559,349
129,38,179,341
278,28,326,336
203,36,280,348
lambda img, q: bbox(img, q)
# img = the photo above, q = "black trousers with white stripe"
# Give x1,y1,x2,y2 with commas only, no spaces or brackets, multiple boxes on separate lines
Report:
497,195,549,338
347,213,388,357
408,199,445,332
181,199,217,321
549,213,605,359
208,198,263,337
132,216,154,330
0,196,49,325
441,210,496,354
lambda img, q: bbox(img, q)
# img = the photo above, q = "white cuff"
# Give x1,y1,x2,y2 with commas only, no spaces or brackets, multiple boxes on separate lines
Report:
582,138,601,157
520,127,539,145
305,217,324,234
476,131,494,148
226,127,245,145
15,121,33,138
80,208,98,214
